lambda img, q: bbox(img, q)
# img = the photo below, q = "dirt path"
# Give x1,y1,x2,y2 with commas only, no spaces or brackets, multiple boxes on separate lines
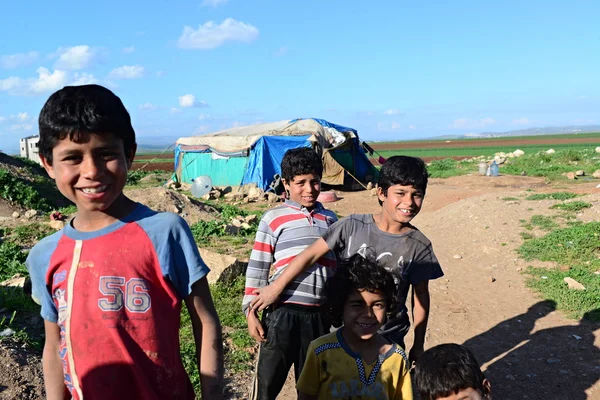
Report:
276,175,600,399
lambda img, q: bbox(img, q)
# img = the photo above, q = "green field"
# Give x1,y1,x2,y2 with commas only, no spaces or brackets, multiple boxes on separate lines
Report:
376,142,598,159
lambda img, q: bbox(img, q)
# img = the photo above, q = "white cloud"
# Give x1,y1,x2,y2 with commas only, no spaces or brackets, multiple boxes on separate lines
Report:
71,72,98,86
274,46,287,57
0,116,6,123
138,102,157,111
29,67,68,93
179,94,209,108
122,46,135,54
53,45,95,70
17,112,30,121
513,117,530,126
201,0,228,7
0,67,68,95
384,109,403,116
391,122,401,130
1,51,39,69
9,123,33,132
450,118,469,129
193,125,211,134
171,107,181,114
177,18,259,50
109,65,145,79
0,76,23,92
198,113,212,120
409,124,416,130
156,71,165,77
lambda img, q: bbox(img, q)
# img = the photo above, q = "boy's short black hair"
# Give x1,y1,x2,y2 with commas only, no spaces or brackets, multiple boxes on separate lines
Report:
280,147,323,182
378,156,428,205
38,84,136,164
415,343,489,400
328,253,396,328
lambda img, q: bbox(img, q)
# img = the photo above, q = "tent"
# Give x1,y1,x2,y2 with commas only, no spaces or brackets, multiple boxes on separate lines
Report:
174,118,378,191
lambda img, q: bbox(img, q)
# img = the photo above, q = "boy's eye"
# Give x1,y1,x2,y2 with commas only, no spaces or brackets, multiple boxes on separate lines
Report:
373,303,385,309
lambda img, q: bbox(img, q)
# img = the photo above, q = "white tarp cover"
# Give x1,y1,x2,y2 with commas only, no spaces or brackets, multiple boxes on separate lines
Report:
176,119,356,153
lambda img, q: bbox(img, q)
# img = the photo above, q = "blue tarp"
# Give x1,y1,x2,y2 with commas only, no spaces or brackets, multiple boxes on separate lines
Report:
241,135,311,190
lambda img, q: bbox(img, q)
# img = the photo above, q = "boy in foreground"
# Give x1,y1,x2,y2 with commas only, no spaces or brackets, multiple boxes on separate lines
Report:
242,148,338,399
414,344,492,400
251,156,443,363
297,254,413,399
26,84,223,400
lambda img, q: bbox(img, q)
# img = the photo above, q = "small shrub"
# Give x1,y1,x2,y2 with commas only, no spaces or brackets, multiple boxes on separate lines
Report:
0,169,50,211
526,192,578,201
550,201,592,212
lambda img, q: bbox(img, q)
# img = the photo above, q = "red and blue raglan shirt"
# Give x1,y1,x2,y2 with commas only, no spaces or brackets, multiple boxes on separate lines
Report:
26,203,209,400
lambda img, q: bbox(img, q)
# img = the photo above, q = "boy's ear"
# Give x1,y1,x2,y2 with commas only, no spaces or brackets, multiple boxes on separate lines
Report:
40,155,56,179
126,143,137,168
376,186,387,203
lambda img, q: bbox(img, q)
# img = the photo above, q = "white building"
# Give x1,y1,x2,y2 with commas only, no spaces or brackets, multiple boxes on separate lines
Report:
20,135,41,164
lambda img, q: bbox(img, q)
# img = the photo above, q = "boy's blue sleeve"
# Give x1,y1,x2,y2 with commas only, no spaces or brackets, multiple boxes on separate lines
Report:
138,212,210,298
25,233,62,323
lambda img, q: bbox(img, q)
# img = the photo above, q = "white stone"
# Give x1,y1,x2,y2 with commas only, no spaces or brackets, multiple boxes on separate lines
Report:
198,248,248,285
596,146,600,154
513,149,525,157
575,170,585,177
564,277,585,291
11,211,20,219
545,149,555,154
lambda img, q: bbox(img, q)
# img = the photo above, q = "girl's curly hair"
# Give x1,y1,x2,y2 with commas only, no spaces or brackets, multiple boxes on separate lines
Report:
327,253,397,328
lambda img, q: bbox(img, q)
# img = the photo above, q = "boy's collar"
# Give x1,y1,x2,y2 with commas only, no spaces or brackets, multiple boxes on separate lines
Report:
284,198,323,211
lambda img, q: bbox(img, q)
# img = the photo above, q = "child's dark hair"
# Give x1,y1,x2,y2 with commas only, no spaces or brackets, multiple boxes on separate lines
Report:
280,147,323,182
378,156,428,205
38,84,136,164
328,253,396,328
415,344,490,400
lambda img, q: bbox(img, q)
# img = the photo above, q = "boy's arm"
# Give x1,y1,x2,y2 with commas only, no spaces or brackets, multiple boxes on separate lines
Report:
242,218,276,315
250,237,330,311
185,277,224,400
42,320,70,400
409,279,430,364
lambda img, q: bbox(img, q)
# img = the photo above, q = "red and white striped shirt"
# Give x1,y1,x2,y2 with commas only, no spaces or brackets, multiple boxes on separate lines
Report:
242,200,338,315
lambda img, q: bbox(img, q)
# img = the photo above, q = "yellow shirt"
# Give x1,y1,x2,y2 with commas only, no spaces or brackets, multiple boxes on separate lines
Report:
296,330,413,400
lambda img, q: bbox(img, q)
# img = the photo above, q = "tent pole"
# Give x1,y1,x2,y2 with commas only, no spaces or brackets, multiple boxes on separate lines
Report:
342,168,369,191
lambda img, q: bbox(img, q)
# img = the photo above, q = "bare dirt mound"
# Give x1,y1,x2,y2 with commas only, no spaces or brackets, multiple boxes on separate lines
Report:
0,342,44,400
124,187,218,225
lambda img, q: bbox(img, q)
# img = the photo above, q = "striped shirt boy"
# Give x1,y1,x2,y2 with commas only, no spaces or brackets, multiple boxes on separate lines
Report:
242,199,338,315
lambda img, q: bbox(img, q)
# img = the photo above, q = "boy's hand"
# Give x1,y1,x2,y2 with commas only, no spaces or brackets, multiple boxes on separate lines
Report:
247,311,266,343
409,345,424,365
250,284,283,311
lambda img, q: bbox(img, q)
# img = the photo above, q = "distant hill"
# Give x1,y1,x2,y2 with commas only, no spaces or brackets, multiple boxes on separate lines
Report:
432,125,600,140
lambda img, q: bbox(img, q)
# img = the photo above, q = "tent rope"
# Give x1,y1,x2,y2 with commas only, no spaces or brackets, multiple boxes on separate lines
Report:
136,143,175,172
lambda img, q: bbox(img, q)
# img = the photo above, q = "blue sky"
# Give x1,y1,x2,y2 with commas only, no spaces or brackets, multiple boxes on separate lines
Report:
1,0,599,153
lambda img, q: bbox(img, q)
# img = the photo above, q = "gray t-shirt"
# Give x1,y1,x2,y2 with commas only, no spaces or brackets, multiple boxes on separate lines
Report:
322,214,443,343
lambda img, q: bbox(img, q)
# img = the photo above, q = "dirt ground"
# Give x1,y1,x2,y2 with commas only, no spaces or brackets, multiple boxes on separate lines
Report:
1,175,599,399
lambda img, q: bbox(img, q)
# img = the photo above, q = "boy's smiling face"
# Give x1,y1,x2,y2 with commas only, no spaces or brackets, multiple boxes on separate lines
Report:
378,184,423,225
283,173,321,209
42,132,135,216
343,289,387,341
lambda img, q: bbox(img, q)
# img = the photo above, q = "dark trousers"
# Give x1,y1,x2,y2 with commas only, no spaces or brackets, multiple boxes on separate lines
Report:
251,303,328,400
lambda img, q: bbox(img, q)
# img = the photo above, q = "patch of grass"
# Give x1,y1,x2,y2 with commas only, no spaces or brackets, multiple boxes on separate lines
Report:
530,215,559,231
518,222,600,321
502,197,519,201
525,192,579,201
502,149,599,181
7,223,55,247
179,277,253,395
190,204,261,246
0,240,28,282
0,168,51,211
520,232,534,240
426,158,475,179
550,201,592,212
126,169,170,185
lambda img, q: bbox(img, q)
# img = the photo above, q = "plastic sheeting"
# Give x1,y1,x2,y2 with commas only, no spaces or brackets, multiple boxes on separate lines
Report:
241,135,311,190
180,152,248,185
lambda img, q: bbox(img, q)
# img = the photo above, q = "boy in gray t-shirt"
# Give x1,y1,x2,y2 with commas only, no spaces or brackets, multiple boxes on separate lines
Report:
251,156,443,364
